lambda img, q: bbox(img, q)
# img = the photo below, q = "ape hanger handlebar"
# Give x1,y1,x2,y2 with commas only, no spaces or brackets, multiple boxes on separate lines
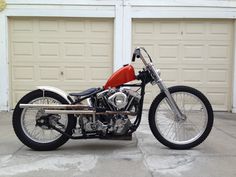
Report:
132,47,153,66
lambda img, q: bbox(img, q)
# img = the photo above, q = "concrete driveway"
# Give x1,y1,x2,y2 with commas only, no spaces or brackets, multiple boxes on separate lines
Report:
0,111,236,177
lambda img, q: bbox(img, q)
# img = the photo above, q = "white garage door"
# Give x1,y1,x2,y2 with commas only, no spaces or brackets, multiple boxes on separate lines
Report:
132,19,233,111
9,17,113,108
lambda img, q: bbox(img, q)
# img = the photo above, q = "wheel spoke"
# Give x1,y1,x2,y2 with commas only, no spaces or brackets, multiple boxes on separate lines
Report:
20,97,68,144
154,91,208,145
165,122,175,137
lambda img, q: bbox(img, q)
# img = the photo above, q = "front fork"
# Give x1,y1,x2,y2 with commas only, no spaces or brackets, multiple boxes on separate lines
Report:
157,81,186,121
136,47,185,121
148,65,186,121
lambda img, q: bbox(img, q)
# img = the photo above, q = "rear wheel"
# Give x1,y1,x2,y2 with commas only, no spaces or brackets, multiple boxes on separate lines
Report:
13,90,76,151
149,86,214,149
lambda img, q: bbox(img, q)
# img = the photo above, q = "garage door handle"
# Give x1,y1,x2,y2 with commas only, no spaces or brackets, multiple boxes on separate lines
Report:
60,71,64,75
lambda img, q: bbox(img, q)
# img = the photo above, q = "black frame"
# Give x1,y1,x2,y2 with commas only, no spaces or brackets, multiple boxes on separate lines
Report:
49,69,154,139
121,69,154,133
121,83,145,133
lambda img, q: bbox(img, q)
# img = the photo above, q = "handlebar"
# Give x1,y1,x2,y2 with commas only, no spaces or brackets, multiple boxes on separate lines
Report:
132,48,140,62
132,47,153,65
131,53,136,62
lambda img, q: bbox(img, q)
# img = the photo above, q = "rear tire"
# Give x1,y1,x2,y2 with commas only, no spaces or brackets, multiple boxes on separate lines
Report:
13,90,76,151
148,86,214,149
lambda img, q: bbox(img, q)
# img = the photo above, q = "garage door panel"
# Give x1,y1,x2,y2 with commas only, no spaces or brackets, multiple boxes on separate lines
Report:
90,43,111,57
182,43,206,63
65,20,86,32
133,19,233,111
160,68,179,83
39,66,61,81
208,43,231,64
63,42,112,61
183,23,207,40
208,22,233,40
133,21,181,40
182,21,232,41
133,21,155,43
90,20,113,32
157,21,181,40
88,57,113,64
11,18,33,32
134,21,154,34
183,21,206,34
12,42,34,56
131,43,155,56
64,43,85,57
182,68,204,84
39,20,59,32
10,17,113,107
44,62,112,68
64,67,85,81
39,42,60,57
206,90,229,111
12,66,35,81
90,67,111,80
159,22,181,40
158,43,180,63
12,91,31,106
207,69,229,84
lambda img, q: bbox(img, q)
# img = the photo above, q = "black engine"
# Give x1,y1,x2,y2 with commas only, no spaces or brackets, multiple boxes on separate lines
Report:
78,88,141,137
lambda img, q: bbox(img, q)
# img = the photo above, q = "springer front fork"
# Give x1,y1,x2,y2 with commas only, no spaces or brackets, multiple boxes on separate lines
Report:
148,64,186,121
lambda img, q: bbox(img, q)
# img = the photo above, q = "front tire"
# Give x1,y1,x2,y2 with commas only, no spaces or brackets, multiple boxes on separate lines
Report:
13,90,76,151
149,86,214,149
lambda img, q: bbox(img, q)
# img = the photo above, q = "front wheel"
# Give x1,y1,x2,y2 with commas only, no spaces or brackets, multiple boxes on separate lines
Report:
149,86,214,149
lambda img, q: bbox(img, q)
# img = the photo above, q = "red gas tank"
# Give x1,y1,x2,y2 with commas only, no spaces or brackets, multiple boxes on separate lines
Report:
104,65,136,89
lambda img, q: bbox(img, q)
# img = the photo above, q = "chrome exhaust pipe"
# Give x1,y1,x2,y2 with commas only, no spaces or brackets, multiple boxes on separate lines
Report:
19,104,137,116
44,110,136,116
97,111,137,116
45,110,95,114
19,104,90,109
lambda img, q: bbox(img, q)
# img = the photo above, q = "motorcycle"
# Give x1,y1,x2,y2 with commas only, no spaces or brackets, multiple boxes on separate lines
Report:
12,47,214,151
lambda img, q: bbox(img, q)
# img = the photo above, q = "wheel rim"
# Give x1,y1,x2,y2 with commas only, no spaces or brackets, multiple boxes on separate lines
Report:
20,97,68,144
155,92,208,145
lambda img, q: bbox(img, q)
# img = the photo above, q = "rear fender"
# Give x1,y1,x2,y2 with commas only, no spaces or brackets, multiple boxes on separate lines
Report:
37,86,73,104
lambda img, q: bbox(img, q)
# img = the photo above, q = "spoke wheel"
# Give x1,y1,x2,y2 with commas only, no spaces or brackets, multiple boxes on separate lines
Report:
13,90,76,151
149,86,214,149
21,97,68,144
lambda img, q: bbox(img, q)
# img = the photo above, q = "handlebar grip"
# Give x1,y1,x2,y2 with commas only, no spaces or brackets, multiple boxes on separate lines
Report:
132,48,141,62
132,53,136,62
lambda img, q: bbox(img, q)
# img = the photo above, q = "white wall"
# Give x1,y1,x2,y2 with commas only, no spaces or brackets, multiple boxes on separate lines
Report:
1,0,236,112
233,21,236,113
0,15,8,110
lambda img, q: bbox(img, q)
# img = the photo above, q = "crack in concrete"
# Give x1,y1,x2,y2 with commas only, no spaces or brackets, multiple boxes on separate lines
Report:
135,133,155,177
214,113,236,121
214,126,236,140
135,134,195,175
12,145,24,156
0,145,25,165
0,154,98,176
156,156,196,171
